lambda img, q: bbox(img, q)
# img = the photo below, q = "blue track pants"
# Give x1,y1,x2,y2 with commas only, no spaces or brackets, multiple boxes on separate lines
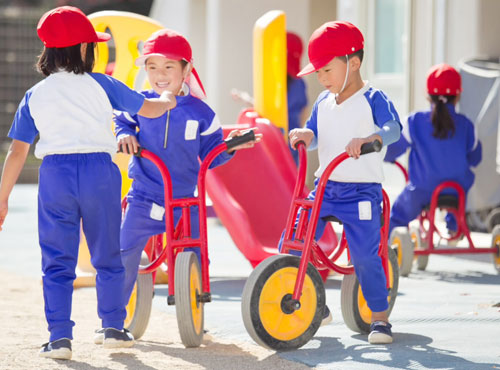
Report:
38,153,125,341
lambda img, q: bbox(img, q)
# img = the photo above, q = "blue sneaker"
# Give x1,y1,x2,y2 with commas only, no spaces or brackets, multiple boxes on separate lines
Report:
39,338,72,360
320,305,333,326
103,328,134,348
368,321,393,344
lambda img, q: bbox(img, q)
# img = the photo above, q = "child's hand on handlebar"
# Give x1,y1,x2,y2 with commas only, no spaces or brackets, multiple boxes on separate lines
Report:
289,128,314,150
346,134,382,159
226,127,262,154
117,134,140,155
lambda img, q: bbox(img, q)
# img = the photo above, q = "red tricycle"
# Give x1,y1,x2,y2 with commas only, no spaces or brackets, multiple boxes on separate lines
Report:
241,141,399,350
122,130,256,347
389,163,500,276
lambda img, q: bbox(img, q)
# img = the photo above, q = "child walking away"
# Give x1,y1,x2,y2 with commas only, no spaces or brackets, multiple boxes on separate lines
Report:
286,21,401,344
386,63,482,237
108,29,261,343
0,6,176,360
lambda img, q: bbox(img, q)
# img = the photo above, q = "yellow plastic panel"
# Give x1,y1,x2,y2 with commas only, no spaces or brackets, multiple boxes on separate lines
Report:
253,11,288,139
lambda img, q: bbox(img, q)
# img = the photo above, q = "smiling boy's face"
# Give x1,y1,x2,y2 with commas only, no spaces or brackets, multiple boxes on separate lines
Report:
145,55,188,96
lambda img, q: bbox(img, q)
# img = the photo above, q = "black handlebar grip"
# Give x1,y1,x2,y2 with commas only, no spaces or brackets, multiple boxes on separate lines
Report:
293,140,306,150
225,130,256,151
117,147,144,157
360,140,382,155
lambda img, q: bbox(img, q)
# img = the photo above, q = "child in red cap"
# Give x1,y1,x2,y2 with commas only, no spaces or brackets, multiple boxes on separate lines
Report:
287,21,401,344
0,6,177,360
111,28,261,342
386,63,482,237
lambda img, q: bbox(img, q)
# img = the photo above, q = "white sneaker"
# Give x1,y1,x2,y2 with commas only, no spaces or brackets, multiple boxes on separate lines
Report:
368,321,393,344
94,328,105,345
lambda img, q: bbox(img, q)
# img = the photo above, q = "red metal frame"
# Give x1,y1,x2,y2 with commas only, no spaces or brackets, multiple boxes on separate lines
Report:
280,144,391,303
121,142,231,302
414,181,497,255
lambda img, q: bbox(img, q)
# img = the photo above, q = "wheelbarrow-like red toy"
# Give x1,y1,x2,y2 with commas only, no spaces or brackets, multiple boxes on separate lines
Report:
389,162,500,276
241,140,399,350
122,130,256,347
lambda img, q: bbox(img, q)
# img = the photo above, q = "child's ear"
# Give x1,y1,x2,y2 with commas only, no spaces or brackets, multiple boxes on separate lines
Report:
349,55,361,72
183,63,193,79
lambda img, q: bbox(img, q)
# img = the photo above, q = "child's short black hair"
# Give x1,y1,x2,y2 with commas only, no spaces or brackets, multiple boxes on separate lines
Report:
350,49,364,63
37,42,95,76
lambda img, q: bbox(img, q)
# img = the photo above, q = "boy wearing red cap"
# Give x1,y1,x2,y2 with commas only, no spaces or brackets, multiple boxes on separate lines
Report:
288,21,401,344
0,6,177,359
111,29,260,339
386,63,482,236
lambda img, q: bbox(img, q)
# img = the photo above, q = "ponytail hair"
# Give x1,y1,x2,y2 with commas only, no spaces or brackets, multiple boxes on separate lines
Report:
429,95,457,139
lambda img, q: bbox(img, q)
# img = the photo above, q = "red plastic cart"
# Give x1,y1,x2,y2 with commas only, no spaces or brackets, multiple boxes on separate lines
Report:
122,130,256,347
388,163,500,276
241,141,399,350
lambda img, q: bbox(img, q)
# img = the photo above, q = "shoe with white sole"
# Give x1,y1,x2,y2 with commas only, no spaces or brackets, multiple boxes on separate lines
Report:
368,321,393,344
39,338,72,360
94,328,105,345
103,328,134,348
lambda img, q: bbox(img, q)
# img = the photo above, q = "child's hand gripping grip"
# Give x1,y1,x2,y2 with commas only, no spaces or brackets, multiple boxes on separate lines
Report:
225,130,256,151
360,139,382,155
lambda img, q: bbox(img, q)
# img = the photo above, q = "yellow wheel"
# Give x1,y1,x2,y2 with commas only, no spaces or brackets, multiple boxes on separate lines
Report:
124,253,153,339
389,227,413,276
491,225,500,274
410,226,429,271
175,252,204,347
241,255,325,350
340,247,399,333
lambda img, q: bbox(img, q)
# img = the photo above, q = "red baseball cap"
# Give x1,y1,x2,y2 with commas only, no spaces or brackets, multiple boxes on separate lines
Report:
135,29,193,66
297,21,364,77
37,6,110,48
427,63,462,95
136,29,206,99
287,32,303,78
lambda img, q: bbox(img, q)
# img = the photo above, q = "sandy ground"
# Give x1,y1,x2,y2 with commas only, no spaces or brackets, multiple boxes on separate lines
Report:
0,269,309,370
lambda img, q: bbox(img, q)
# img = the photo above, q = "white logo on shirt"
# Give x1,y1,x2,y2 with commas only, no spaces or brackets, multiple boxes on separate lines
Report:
185,120,199,140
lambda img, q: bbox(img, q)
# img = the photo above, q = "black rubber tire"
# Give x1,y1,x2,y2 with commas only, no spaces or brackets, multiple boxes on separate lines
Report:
389,227,413,277
241,255,325,350
175,252,204,348
124,253,154,340
491,225,500,274
340,247,399,333
411,226,429,271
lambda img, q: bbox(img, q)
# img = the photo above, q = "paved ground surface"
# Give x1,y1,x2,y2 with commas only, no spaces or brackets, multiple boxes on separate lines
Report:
1,184,500,370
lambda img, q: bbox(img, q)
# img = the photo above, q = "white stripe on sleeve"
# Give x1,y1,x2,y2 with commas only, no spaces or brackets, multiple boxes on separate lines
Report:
201,114,222,136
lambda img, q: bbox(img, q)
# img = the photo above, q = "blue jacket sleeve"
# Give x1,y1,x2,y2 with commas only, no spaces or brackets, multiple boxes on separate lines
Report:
114,111,139,138
384,134,410,162
8,89,39,144
466,120,482,167
199,115,232,168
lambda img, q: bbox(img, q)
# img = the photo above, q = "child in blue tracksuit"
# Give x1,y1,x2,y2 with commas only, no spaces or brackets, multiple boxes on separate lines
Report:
287,21,401,344
113,29,260,320
386,64,482,236
0,6,176,360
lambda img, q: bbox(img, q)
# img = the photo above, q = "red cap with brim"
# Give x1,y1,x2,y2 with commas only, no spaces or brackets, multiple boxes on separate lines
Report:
136,29,206,99
297,21,364,77
37,6,110,48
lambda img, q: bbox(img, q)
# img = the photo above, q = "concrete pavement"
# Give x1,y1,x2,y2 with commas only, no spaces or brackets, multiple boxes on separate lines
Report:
1,184,499,370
